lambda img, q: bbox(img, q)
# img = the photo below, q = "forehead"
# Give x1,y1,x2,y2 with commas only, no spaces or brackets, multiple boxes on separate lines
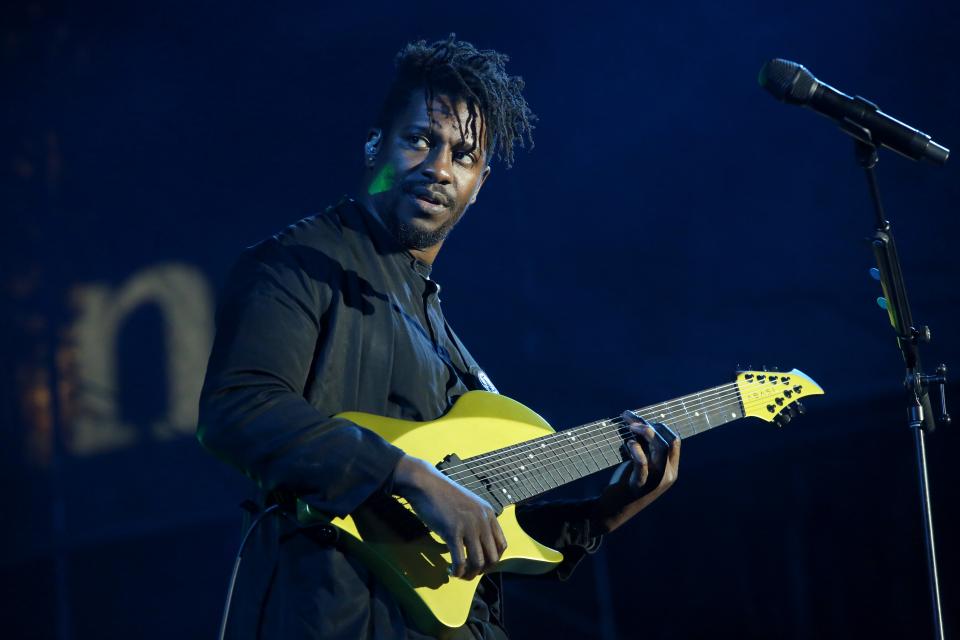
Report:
392,89,484,144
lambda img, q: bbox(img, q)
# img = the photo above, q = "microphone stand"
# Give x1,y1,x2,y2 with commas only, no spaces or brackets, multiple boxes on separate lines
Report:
849,126,951,640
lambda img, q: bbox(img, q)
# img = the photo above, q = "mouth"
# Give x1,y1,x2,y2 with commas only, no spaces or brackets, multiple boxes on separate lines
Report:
407,188,449,215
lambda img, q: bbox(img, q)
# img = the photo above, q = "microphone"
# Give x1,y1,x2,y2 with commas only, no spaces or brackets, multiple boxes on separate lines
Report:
759,58,949,165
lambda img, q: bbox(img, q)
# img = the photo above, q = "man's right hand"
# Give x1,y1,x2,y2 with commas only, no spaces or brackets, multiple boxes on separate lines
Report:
392,454,507,580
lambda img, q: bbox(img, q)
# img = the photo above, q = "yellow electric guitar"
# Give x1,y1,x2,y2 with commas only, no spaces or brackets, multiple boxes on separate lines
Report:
298,368,823,637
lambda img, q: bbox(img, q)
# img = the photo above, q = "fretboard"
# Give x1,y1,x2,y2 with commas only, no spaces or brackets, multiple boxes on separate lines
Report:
448,383,744,506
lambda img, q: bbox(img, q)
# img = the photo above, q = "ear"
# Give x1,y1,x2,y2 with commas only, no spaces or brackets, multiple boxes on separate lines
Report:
364,128,383,167
469,165,492,205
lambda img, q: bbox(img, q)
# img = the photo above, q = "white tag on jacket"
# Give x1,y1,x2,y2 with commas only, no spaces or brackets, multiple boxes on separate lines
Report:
475,368,499,394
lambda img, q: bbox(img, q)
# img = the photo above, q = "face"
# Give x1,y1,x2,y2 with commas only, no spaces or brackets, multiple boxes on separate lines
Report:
365,90,491,253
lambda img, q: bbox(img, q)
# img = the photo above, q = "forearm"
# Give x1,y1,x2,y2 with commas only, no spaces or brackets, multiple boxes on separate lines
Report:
198,377,404,517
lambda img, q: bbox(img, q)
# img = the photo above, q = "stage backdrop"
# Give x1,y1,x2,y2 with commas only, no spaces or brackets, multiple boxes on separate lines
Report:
2,1,958,638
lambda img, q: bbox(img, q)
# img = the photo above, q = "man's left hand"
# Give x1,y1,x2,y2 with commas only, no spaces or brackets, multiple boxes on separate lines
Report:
593,411,681,534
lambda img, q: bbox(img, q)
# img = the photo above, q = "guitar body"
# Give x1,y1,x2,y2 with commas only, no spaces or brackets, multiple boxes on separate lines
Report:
297,391,566,637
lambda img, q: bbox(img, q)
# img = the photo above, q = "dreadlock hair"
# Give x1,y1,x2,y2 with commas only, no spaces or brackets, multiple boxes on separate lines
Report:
375,34,536,168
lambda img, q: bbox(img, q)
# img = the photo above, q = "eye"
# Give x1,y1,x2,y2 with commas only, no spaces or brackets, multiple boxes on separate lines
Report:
407,134,429,149
454,150,477,166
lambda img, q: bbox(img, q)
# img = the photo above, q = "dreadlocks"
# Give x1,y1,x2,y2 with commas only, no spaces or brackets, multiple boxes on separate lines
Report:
376,34,536,168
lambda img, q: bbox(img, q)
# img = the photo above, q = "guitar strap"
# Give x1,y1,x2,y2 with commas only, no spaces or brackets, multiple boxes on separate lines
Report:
442,318,499,395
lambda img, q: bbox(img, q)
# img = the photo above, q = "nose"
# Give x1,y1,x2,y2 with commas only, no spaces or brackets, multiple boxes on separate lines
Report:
420,145,453,184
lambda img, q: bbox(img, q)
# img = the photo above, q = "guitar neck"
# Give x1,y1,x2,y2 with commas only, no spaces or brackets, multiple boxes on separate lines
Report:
450,383,744,505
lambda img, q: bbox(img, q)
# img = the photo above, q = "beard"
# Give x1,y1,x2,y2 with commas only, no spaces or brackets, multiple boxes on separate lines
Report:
381,194,466,251
388,215,457,250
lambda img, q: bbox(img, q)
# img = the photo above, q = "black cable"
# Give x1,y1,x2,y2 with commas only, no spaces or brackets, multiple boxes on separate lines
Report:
217,503,280,640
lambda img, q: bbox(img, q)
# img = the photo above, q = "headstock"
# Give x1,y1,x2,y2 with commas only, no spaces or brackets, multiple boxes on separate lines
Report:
735,368,824,425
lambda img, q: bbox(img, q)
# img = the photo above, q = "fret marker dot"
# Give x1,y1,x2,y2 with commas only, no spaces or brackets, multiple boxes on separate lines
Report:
730,412,736,418
501,488,507,494
694,411,700,416
540,444,545,449
569,436,576,442
660,413,665,418
528,454,534,459
513,476,518,482
520,465,525,470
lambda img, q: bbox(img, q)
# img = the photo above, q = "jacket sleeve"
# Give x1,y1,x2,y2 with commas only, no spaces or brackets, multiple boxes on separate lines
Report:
197,239,404,517
515,497,605,581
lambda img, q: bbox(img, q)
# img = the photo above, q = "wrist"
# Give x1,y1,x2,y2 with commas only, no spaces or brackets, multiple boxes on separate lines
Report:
593,481,637,534
392,454,431,495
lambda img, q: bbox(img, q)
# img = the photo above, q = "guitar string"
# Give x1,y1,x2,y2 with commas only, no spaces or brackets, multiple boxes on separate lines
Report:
443,386,798,490
449,391,745,489
440,382,741,480
443,388,733,486
440,380,794,481
452,400,741,500
453,393,787,501
442,383,790,485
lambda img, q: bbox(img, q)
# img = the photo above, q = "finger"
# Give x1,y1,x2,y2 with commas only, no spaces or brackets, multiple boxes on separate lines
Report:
656,423,680,445
448,536,466,579
628,439,649,487
463,534,485,580
491,517,508,555
622,410,648,426
667,435,681,469
479,524,501,573
635,424,657,444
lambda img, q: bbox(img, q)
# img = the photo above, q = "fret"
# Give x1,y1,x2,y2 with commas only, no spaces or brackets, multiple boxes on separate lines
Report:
579,424,607,475
536,441,563,491
559,431,588,481
516,441,550,496
498,453,530,503
576,425,604,474
511,443,541,500
695,391,711,437
599,420,626,467
550,438,577,484
678,396,695,436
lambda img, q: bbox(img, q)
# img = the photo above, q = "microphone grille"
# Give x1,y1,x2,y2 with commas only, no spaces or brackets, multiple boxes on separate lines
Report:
759,58,817,104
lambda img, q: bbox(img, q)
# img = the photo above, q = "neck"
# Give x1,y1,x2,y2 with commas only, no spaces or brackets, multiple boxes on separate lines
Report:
441,383,745,509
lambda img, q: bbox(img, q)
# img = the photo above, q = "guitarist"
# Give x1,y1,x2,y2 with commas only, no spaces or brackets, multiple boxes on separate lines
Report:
198,34,681,640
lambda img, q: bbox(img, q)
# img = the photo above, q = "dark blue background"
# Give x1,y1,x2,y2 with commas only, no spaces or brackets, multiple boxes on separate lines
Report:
3,1,958,638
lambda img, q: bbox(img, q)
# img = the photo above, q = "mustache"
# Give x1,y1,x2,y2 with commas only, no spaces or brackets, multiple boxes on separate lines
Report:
404,183,453,207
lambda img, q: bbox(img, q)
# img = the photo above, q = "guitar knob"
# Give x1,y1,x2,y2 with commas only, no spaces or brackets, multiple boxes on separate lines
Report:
795,401,806,415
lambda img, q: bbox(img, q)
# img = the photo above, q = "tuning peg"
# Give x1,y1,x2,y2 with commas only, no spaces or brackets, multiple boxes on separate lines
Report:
869,267,881,281
877,297,889,310
794,401,806,415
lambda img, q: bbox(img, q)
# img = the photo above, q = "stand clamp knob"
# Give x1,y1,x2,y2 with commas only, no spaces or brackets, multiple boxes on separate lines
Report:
921,364,951,426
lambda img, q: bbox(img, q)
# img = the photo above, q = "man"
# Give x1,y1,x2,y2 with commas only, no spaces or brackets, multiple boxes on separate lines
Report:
198,35,680,639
